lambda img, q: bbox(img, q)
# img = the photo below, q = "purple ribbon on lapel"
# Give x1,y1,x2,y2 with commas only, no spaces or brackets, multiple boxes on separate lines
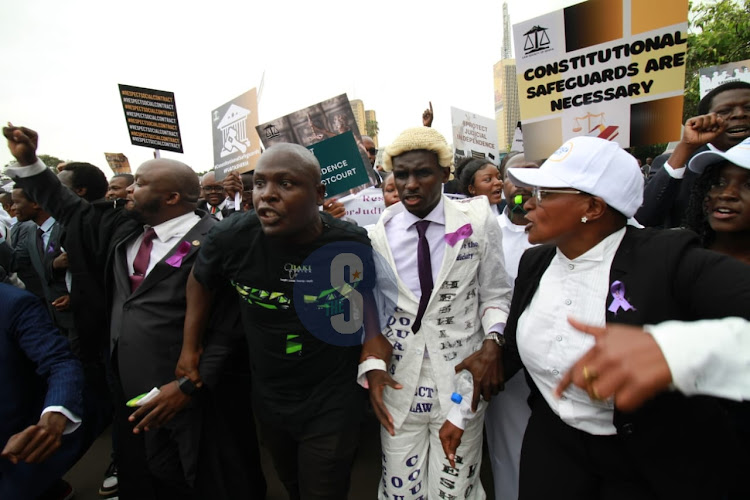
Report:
444,223,473,247
608,280,635,314
165,241,191,268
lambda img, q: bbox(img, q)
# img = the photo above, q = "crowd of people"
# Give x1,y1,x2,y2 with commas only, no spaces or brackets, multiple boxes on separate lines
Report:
0,79,749,500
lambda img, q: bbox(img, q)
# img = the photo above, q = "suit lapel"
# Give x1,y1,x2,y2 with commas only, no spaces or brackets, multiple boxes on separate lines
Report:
432,199,470,298
128,216,212,299
112,233,135,298
373,207,419,302
27,226,45,276
606,226,638,323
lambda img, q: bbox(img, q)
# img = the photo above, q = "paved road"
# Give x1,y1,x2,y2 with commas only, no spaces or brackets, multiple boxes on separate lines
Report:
65,415,495,499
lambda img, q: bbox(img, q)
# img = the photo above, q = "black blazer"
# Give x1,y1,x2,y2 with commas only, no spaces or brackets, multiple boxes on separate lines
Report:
197,199,234,219
24,219,74,330
13,169,235,394
7,221,45,297
504,226,750,498
634,146,707,228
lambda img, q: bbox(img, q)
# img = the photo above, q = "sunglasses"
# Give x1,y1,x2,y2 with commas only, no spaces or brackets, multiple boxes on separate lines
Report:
367,147,378,155
531,187,585,204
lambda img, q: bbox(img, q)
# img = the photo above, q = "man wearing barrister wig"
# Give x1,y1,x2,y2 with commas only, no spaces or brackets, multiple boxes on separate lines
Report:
359,127,512,499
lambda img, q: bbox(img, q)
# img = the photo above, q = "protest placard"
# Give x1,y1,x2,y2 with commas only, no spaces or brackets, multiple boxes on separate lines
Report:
450,107,499,165
339,186,385,227
103,153,131,174
211,88,261,180
513,0,688,159
118,84,183,153
699,59,750,98
256,94,378,189
307,132,371,199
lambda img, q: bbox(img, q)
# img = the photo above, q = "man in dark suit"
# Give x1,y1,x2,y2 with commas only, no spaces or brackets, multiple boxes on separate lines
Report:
9,187,75,344
0,283,85,499
197,170,231,219
4,124,259,499
635,81,750,227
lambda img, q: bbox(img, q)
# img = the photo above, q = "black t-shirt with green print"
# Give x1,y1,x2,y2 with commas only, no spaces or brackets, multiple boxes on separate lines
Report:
193,211,374,431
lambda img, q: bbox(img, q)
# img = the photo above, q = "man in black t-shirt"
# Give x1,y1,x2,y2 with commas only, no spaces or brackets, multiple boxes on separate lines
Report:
180,143,377,499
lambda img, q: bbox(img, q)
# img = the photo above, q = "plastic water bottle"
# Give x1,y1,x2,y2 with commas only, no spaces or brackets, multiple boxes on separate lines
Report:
451,370,475,419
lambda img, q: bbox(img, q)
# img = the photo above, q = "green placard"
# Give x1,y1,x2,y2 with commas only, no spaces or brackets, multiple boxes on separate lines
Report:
307,131,371,199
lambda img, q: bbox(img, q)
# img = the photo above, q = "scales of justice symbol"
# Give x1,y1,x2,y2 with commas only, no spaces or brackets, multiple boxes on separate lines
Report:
523,25,550,54
574,112,620,141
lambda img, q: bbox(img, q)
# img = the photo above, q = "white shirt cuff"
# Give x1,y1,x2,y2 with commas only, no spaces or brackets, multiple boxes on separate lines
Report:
446,400,474,430
487,322,505,336
41,406,82,435
663,160,686,179
645,318,749,401
5,158,48,178
357,358,387,388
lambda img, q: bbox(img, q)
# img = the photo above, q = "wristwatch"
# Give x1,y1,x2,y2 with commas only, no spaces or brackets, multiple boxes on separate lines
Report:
484,332,506,348
177,376,197,396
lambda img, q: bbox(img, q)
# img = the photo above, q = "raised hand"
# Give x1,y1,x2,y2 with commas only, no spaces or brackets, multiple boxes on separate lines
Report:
422,102,434,127
2,123,39,166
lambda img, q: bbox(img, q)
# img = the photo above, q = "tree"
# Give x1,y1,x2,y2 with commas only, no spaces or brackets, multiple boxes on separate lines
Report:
3,154,65,171
365,120,379,139
38,154,67,173
684,0,750,119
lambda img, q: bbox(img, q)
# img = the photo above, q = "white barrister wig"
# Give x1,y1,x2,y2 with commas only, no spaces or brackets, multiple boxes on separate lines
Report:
383,127,453,172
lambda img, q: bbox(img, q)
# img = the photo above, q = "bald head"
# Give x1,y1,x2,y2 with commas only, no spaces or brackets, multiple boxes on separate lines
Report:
201,171,216,185
139,159,201,203
258,143,321,183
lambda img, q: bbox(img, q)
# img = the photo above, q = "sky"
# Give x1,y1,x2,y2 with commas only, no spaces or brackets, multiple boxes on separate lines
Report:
0,0,584,176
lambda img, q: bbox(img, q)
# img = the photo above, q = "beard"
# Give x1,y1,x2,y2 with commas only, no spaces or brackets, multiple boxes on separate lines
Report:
124,197,161,223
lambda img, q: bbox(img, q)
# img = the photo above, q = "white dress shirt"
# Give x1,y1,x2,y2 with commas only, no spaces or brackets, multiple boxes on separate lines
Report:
497,209,535,282
517,227,626,435
208,198,229,220
384,197,504,335
647,317,750,401
126,211,201,278
35,216,56,251
664,143,719,177
0,206,11,240
384,197,447,298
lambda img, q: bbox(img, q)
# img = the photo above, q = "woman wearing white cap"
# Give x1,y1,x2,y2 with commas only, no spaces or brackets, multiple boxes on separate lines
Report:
684,137,750,264
500,136,750,500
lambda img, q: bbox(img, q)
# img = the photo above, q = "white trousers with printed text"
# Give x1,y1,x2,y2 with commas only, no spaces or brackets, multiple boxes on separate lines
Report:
379,357,486,500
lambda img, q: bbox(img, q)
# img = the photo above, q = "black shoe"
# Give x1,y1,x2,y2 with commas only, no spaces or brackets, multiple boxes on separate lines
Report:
98,462,118,497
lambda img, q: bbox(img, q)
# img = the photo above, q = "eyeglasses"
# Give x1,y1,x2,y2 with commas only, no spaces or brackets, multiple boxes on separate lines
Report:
367,147,378,155
531,187,585,204
202,185,225,193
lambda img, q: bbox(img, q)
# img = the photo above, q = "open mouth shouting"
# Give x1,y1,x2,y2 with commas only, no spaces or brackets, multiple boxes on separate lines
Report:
725,125,750,140
256,206,283,225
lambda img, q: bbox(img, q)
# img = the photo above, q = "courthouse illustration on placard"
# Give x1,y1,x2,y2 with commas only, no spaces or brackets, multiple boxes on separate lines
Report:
217,104,252,157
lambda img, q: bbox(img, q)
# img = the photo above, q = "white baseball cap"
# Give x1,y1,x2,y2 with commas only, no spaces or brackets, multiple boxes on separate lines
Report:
507,136,644,218
688,137,750,174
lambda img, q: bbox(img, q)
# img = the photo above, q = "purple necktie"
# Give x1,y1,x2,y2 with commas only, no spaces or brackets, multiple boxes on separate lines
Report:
412,220,433,333
129,228,157,293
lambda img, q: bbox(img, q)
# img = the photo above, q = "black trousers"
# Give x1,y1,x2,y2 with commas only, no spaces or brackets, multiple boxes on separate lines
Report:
519,395,736,500
519,397,654,500
257,414,360,500
112,357,197,500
